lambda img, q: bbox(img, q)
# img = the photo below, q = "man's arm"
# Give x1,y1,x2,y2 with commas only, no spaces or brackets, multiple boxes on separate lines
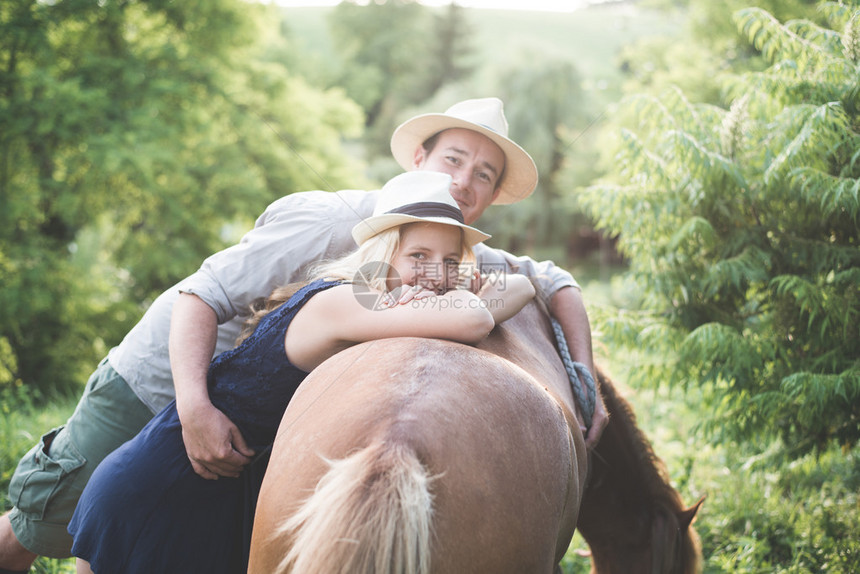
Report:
474,244,608,448
169,190,377,479
170,293,254,479
548,285,608,449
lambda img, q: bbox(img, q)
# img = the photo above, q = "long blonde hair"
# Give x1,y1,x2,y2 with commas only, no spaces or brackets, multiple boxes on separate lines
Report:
237,223,475,343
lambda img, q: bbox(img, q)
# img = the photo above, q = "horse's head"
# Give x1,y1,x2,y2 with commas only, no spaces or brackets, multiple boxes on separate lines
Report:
576,372,704,574
582,495,703,574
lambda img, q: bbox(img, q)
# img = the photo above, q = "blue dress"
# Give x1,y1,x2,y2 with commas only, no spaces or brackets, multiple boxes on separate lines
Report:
68,279,341,573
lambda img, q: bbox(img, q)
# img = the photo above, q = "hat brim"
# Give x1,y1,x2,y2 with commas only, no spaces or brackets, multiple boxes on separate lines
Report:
390,114,538,205
352,214,491,247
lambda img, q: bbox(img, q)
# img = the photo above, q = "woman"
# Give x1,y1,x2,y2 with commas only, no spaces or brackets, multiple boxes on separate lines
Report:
67,171,536,574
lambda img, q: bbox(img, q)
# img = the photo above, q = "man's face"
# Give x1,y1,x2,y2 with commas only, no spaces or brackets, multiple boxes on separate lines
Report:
412,128,505,225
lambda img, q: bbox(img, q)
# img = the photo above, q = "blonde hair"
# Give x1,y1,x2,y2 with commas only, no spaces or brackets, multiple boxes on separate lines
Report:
309,228,403,293
237,223,476,344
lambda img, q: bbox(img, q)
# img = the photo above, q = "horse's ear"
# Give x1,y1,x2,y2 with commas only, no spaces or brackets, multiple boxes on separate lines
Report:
678,495,705,529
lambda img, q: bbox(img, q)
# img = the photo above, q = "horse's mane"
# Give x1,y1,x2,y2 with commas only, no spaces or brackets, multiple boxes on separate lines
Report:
599,374,679,503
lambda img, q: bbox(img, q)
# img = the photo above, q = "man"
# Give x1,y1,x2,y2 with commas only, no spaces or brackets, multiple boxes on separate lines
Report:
0,98,607,572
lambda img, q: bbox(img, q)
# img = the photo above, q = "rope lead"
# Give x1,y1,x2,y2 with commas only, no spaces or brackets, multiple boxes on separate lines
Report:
550,317,596,430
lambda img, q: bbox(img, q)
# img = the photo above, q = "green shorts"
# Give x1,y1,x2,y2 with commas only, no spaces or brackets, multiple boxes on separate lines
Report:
7,358,154,557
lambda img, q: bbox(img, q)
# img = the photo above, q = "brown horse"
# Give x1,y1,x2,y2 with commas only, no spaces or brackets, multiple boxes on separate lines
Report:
247,299,702,573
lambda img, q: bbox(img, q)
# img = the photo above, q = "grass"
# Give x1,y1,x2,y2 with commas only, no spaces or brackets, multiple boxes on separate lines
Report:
1,386,79,573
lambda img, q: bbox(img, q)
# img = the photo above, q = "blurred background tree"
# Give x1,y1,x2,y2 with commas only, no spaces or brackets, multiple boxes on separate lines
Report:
480,55,594,258
0,0,365,397
620,0,821,104
581,1,860,457
327,0,474,158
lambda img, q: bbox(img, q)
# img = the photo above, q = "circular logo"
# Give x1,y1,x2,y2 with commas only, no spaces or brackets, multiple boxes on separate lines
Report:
351,261,400,311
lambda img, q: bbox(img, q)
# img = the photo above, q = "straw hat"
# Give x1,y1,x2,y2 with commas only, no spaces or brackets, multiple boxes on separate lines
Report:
390,97,538,204
352,172,491,246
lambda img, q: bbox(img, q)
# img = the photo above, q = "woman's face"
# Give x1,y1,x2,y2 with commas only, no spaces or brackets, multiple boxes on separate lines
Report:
389,222,463,294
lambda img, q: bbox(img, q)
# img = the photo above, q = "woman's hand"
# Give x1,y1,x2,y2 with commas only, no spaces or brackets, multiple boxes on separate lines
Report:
468,269,484,294
379,284,438,308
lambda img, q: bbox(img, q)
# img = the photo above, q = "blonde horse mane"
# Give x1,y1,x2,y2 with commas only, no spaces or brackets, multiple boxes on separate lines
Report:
273,440,433,574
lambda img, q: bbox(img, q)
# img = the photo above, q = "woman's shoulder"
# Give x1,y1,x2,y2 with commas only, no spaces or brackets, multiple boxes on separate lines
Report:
302,281,361,308
289,278,345,303
259,279,345,327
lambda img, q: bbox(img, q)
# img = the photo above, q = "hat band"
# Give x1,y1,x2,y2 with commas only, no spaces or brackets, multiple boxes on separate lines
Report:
386,201,464,224
477,122,502,135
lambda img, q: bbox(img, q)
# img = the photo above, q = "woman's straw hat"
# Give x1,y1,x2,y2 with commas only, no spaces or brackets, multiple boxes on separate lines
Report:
352,172,491,246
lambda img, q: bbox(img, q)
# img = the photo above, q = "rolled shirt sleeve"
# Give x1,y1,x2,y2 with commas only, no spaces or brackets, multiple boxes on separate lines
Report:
110,189,377,413
473,244,579,306
180,189,378,324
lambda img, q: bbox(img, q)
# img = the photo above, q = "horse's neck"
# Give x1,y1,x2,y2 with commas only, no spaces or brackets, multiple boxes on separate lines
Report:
478,301,575,413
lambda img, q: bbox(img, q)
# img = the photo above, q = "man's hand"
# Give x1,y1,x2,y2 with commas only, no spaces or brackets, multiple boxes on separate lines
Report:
548,285,609,449
179,401,255,480
583,389,608,450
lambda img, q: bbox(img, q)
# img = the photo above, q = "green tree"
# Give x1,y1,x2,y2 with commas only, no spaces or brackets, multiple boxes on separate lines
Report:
581,1,860,457
0,0,364,396
328,0,427,130
327,0,474,157
479,56,595,260
418,2,475,99
620,0,821,106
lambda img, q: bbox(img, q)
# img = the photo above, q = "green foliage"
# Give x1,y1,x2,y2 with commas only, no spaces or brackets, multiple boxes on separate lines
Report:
581,2,860,457
665,396,860,573
618,0,821,106
566,272,860,571
326,0,473,156
0,0,365,396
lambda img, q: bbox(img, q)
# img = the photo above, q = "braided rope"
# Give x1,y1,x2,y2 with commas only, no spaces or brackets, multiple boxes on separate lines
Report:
550,317,596,429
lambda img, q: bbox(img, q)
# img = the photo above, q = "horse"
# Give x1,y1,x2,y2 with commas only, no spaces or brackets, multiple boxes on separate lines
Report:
247,298,702,573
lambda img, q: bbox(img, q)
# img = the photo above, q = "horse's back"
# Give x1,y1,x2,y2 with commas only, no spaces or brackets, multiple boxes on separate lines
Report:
249,337,582,574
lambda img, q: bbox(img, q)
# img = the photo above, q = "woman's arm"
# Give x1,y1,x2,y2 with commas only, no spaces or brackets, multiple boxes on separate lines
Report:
285,285,495,371
476,272,536,324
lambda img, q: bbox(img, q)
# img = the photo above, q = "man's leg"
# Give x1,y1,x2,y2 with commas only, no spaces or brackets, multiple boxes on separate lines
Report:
0,514,36,572
1,358,153,568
